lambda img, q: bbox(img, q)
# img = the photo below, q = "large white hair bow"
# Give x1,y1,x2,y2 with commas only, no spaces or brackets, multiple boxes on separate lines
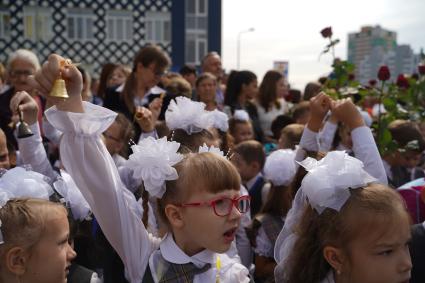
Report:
165,96,213,134
298,150,376,214
0,167,53,208
206,110,229,132
274,151,377,281
264,149,297,186
233,109,250,121
126,137,184,198
0,167,55,245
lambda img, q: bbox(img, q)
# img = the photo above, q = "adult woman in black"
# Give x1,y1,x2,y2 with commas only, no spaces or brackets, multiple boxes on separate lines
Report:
223,70,264,142
103,45,170,142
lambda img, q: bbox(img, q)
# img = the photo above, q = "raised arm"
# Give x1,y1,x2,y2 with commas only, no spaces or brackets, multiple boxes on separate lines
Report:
299,92,332,152
330,98,387,184
10,91,58,181
31,54,158,283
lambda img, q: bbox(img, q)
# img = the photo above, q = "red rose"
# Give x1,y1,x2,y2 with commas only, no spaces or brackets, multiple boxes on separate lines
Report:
396,74,409,89
377,66,390,81
418,65,425,75
368,79,377,87
348,73,355,81
320,27,333,38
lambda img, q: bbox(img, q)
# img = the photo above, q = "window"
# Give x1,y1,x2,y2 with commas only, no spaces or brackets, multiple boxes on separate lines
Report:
185,0,207,30
0,9,10,38
145,11,171,43
106,10,133,41
185,0,208,64
67,8,95,41
23,6,53,41
185,34,207,65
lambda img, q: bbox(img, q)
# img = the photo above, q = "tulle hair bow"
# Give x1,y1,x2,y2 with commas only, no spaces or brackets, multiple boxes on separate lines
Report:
126,137,184,198
298,150,376,214
198,143,224,157
0,167,55,245
274,151,377,281
264,149,297,187
206,110,229,132
233,110,250,121
165,96,213,134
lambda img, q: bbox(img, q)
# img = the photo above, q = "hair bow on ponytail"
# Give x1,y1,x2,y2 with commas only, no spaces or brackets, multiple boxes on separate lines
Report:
126,137,183,198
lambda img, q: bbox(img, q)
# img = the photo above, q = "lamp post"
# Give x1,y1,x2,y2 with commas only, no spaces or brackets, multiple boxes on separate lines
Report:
237,27,255,70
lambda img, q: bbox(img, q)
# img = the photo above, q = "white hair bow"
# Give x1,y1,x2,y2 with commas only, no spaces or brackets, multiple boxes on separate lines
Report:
299,151,376,214
198,143,224,157
165,96,213,134
264,149,297,187
274,151,377,281
126,137,183,198
0,167,55,245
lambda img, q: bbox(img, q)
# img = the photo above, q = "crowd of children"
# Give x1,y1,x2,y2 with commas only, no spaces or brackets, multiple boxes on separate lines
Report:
0,46,424,283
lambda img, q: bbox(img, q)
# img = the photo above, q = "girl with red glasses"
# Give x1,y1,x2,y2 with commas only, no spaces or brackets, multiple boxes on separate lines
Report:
36,54,253,283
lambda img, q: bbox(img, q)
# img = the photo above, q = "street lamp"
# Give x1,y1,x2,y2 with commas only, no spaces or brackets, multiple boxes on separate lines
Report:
237,27,255,70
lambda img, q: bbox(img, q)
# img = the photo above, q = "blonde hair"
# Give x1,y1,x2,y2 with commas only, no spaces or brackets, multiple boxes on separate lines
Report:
286,184,410,283
0,199,66,257
280,124,304,150
157,152,241,227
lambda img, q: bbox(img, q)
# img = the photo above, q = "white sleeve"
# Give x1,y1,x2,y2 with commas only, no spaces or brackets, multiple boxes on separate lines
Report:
45,102,160,283
17,122,58,181
299,127,319,152
351,126,388,185
42,116,62,145
118,166,140,193
318,121,337,152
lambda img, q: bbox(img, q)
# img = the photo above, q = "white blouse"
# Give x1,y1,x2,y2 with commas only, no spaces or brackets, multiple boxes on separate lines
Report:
45,102,250,283
256,98,289,137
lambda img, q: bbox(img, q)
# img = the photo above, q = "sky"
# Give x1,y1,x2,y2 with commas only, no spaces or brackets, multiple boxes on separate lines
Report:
222,0,425,90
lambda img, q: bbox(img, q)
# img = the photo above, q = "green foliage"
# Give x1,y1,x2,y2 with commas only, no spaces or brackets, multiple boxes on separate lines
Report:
319,27,425,155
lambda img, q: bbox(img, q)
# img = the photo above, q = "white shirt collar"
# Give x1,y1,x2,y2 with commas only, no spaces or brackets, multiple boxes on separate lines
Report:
160,233,216,268
115,83,125,92
245,172,262,191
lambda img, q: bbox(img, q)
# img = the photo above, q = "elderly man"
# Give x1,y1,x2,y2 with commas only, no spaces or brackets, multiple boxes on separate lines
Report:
201,51,225,109
0,49,41,148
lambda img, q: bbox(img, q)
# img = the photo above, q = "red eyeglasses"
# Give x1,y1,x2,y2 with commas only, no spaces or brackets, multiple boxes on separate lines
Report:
178,195,251,217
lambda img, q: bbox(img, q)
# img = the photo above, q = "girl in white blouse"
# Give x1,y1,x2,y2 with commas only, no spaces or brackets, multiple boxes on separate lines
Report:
34,54,252,283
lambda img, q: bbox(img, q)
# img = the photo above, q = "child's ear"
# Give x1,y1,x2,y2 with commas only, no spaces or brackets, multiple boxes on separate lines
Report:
323,245,345,274
5,247,28,275
164,204,185,229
